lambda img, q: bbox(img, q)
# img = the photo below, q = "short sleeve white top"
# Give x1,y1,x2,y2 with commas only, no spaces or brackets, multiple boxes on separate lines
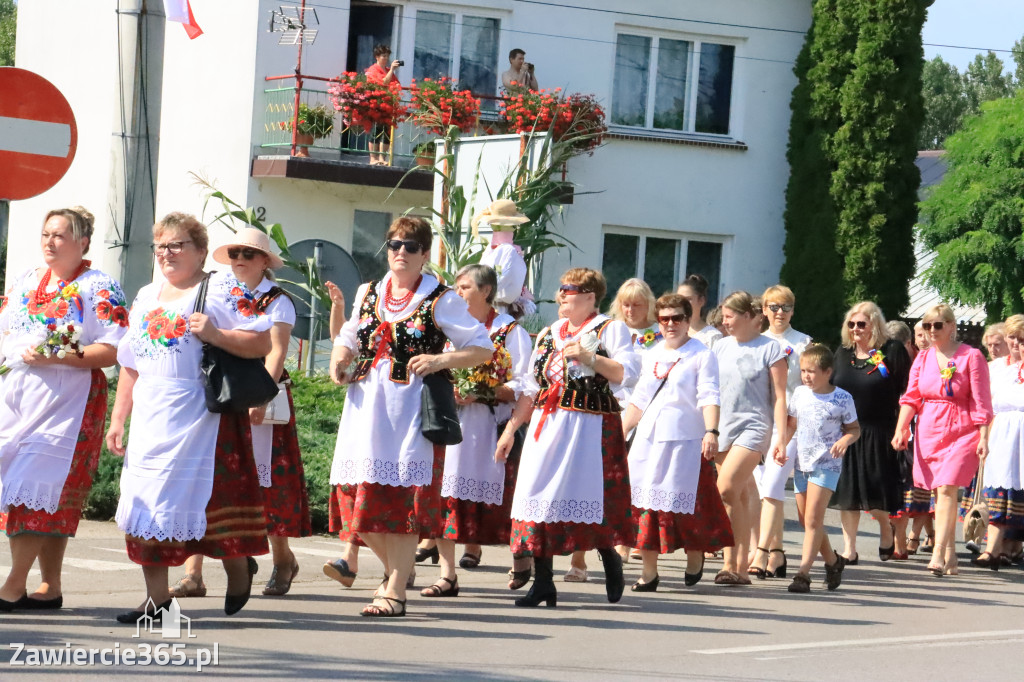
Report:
789,384,858,472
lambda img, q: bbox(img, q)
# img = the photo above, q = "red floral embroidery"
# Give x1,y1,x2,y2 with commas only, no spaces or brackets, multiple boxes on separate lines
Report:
96,300,113,320
0,296,7,314
26,298,46,315
111,306,129,327
230,286,244,296
96,289,112,300
237,298,255,317
43,298,69,320
148,316,170,339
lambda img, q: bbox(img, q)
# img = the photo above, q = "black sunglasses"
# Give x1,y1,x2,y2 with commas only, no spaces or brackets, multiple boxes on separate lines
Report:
658,314,689,324
921,321,945,332
847,320,868,330
386,239,425,255
227,247,261,261
559,283,592,295
767,303,794,313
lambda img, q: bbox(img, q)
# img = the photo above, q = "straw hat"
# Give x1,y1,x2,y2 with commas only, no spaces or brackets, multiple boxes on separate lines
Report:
212,227,284,269
470,199,530,232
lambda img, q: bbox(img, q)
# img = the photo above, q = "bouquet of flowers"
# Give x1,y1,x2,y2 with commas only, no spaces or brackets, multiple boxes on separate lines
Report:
454,346,513,403
500,87,563,135
0,322,84,376
328,72,405,134
408,78,481,135
501,89,607,156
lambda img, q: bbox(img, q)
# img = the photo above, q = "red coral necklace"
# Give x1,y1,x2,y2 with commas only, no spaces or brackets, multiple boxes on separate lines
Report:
383,275,422,313
559,312,597,340
34,260,90,306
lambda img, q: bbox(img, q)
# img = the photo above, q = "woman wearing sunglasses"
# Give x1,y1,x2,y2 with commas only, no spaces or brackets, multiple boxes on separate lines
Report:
830,302,910,565
620,293,732,591
893,304,992,576
750,285,811,580
328,217,493,617
166,229,312,600
496,268,639,607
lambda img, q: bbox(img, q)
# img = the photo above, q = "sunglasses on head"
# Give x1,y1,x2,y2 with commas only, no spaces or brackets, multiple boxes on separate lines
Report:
559,284,592,295
846,320,868,330
227,247,261,261
386,239,425,255
921,321,945,332
767,303,794,313
658,313,689,324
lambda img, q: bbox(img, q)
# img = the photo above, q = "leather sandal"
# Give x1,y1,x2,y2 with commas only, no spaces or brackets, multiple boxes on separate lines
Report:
361,596,406,617
169,574,207,598
420,576,459,597
563,566,588,583
263,560,299,596
748,547,770,579
458,552,482,569
788,573,811,593
508,568,532,590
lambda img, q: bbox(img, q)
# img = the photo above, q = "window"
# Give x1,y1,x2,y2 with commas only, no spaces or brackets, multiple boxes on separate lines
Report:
352,210,392,281
601,230,725,309
413,11,500,103
612,33,735,136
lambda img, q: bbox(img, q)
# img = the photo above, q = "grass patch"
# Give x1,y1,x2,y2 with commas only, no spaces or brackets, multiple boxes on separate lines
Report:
83,373,345,534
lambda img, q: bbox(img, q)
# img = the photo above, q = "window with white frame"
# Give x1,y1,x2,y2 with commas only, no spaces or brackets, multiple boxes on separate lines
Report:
601,230,725,309
413,10,500,104
611,32,735,136
352,210,392,281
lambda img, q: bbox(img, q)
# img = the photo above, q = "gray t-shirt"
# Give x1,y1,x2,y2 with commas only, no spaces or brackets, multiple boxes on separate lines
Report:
715,335,786,453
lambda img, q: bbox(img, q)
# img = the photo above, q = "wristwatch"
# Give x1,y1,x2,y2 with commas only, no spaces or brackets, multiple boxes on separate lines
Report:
706,429,719,436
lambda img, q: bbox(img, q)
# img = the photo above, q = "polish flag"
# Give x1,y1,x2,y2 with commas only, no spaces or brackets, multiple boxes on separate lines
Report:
163,0,204,39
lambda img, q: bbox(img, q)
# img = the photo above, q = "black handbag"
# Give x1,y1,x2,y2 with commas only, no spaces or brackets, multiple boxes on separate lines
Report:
421,371,463,445
194,274,279,414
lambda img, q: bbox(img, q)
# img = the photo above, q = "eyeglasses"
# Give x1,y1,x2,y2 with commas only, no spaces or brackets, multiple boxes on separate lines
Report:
846,320,868,330
767,304,794,313
559,284,592,295
151,240,192,255
921,321,945,332
658,314,689,324
385,239,425,255
227,247,261,261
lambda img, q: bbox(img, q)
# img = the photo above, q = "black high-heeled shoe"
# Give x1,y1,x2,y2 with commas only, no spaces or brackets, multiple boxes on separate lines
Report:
415,546,439,564
767,549,788,578
684,555,706,586
515,557,557,607
749,546,770,579
631,575,659,592
224,557,258,616
598,548,625,603
117,598,173,624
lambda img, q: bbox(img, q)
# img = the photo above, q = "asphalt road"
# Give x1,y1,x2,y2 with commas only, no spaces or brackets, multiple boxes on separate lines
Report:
1,505,1021,681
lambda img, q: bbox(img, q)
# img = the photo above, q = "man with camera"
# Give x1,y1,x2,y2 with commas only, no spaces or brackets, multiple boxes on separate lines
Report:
501,48,538,91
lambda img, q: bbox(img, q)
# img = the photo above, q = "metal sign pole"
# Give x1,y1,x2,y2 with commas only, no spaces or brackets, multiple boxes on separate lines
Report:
306,241,323,377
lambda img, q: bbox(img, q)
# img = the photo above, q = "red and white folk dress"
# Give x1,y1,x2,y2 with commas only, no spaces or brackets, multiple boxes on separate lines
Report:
509,315,640,556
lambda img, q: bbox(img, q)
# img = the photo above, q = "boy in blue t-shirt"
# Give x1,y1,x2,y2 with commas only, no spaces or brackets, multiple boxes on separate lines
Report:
772,344,860,593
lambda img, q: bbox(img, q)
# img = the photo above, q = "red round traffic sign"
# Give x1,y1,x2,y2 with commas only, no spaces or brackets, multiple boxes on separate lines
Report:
0,68,78,201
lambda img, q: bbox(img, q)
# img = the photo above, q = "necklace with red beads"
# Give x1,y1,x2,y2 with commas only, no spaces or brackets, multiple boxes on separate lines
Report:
383,275,422,313
653,359,679,380
34,260,91,306
559,312,597,341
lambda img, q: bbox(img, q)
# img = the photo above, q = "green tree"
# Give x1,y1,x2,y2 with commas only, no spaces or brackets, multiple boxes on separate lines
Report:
964,51,1014,110
781,0,927,343
919,57,969,149
0,0,15,67
918,93,1024,321
1013,36,1024,87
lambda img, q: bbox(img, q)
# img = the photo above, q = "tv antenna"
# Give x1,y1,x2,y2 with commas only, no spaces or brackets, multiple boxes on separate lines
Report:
269,4,319,45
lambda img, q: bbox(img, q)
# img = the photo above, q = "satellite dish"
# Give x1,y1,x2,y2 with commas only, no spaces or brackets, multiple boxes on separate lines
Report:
276,239,362,340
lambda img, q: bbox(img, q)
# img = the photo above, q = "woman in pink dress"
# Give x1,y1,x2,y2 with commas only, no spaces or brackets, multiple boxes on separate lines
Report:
892,304,992,577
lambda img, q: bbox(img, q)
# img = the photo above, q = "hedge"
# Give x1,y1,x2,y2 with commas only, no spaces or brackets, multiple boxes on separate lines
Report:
83,374,346,535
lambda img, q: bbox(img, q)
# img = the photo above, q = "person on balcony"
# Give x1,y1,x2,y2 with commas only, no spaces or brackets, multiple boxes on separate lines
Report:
501,48,538,91
365,43,401,166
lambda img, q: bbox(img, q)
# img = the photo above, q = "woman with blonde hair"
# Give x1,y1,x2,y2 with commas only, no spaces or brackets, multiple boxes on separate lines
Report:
712,291,788,584
893,304,992,576
982,323,1009,362
830,302,910,564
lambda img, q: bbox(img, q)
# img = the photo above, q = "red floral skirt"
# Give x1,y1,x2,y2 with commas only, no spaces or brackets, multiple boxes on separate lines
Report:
126,412,269,566
261,385,312,538
510,413,634,557
633,458,734,553
442,424,523,545
1,369,107,538
329,443,446,539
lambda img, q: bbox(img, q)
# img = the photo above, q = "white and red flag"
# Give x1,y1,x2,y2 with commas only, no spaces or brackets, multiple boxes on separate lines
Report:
163,0,203,39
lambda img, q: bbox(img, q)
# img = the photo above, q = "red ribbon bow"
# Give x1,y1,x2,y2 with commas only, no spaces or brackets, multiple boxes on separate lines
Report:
370,322,394,369
533,386,563,440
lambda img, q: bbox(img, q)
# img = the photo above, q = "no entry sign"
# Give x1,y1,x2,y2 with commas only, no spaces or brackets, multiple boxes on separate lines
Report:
0,68,78,201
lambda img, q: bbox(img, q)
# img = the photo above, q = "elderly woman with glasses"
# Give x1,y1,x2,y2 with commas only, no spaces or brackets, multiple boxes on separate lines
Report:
829,302,910,566
0,207,128,613
496,268,639,608
893,304,992,576
328,217,492,617
106,213,273,623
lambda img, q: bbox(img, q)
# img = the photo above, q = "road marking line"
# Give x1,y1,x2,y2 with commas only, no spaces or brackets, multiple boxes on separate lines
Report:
692,630,1024,655
63,558,135,572
291,547,347,558
0,116,72,157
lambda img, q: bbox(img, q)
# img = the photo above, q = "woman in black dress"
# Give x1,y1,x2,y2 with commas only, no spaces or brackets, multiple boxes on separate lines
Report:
830,302,910,564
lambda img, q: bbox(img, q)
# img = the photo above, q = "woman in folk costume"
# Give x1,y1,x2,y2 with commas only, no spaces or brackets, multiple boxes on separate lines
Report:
620,293,732,590
0,207,128,612
496,267,640,608
419,264,534,597
475,199,536,319
106,213,273,622
328,217,492,617
166,229,312,599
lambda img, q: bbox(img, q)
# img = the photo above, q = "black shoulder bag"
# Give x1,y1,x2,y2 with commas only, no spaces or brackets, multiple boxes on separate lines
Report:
626,360,678,452
194,274,280,413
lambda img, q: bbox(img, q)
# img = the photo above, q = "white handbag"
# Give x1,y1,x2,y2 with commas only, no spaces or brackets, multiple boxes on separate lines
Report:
262,382,291,425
